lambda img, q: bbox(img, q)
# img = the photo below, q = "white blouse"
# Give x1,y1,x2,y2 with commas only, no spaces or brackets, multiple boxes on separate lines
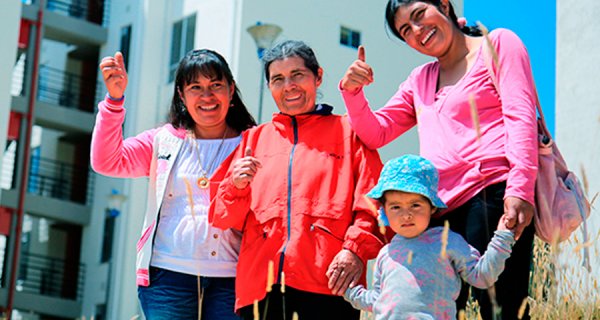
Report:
150,135,242,277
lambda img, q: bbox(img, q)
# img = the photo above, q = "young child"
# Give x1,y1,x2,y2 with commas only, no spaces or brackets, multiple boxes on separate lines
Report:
344,155,515,319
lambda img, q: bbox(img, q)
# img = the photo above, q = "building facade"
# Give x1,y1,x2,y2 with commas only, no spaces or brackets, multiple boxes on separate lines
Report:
0,0,109,319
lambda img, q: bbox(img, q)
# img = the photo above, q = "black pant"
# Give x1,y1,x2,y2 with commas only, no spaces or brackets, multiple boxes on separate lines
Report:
432,182,534,320
239,285,360,320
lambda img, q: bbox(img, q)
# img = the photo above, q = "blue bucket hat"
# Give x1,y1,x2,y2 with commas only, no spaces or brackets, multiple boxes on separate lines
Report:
368,155,447,226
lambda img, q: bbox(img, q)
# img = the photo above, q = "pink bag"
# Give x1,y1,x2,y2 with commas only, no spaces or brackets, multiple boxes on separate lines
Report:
482,30,591,245
533,103,591,244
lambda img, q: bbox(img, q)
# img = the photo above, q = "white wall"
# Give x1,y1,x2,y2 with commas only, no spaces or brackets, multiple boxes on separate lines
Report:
0,0,22,197
556,0,600,292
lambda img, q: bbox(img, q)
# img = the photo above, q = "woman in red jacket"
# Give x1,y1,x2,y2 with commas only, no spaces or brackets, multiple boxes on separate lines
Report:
209,40,384,320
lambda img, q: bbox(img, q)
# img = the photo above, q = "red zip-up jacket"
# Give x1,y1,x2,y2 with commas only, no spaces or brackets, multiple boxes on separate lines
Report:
209,105,384,311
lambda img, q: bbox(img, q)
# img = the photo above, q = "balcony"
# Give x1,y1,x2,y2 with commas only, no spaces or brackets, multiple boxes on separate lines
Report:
48,0,110,27
38,65,102,113
17,252,85,301
13,61,103,112
28,155,95,206
23,0,111,27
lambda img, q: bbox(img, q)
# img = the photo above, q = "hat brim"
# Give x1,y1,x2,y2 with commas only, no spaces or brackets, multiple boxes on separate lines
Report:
367,181,447,209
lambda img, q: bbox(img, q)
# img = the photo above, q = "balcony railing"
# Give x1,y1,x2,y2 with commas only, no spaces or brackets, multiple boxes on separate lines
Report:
17,252,85,301
38,65,102,113
46,0,110,27
28,155,95,206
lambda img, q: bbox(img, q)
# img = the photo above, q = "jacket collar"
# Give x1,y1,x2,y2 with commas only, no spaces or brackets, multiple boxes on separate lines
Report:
272,103,334,120
309,103,334,115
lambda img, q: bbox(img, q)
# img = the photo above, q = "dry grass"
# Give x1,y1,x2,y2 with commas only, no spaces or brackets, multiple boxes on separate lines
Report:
525,235,600,319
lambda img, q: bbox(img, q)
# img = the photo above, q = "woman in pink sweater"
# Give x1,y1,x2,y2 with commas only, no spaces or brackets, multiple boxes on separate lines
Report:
92,49,255,319
339,1,537,319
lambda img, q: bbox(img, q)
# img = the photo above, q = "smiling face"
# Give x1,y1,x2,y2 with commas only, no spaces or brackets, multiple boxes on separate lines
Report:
267,56,323,116
179,74,234,138
383,190,436,238
393,1,455,58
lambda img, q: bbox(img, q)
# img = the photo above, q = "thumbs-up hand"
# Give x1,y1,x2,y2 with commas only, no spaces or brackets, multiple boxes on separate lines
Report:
99,52,128,100
232,147,262,190
341,46,374,93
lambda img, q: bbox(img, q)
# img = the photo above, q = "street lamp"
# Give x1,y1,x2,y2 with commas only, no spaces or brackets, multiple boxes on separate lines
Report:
102,189,127,319
247,22,282,123
106,189,127,218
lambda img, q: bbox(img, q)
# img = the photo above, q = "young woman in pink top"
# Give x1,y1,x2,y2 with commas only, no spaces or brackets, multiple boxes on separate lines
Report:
340,1,538,319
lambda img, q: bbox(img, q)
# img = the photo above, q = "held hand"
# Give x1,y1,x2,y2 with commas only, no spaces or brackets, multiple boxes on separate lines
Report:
496,214,510,231
503,196,534,240
340,46,374,93
326,249,364,296
231,147,262,189
99,52,128,100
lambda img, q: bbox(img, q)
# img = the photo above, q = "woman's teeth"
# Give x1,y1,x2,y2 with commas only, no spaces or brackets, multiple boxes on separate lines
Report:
200,105,218,111
285,94,301,101
421,28,436,45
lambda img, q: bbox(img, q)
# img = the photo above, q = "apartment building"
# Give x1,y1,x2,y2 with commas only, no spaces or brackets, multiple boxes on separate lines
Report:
0,0,111,319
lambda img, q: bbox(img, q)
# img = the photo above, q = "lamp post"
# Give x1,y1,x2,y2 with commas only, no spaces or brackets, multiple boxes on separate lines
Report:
247,22,282,123
103,189,126,319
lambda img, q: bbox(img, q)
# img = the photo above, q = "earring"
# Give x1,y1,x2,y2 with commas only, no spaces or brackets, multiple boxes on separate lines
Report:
230,102,234,107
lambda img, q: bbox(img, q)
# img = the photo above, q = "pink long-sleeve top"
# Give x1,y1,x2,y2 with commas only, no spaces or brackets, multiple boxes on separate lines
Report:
341,29,538,212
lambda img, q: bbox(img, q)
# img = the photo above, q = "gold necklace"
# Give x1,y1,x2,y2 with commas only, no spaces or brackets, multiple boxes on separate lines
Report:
188,127,228,189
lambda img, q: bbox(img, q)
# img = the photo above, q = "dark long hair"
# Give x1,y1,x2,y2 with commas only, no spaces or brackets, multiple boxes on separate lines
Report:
385,0,481,41
168,49,256,133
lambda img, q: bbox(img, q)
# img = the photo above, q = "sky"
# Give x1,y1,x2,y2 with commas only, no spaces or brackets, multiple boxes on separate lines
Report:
464,0,556,135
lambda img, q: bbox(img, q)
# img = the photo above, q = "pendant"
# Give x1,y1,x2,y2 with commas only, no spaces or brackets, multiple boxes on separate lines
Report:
197,177,209,189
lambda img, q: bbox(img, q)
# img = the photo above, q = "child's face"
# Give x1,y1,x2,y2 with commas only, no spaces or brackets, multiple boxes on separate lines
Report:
383,190,435,238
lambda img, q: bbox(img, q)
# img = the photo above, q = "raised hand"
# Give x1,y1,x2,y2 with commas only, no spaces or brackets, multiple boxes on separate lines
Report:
99,52,128,100
232,147,262,189
340,45,374,93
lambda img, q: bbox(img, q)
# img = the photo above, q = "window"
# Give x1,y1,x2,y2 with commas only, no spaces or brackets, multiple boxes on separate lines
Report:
169,14,196,82
100,214,116,263
340,26,361,49
120,25,132,71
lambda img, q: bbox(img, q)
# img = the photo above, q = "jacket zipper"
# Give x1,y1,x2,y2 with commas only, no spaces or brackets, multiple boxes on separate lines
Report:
278,116,298,283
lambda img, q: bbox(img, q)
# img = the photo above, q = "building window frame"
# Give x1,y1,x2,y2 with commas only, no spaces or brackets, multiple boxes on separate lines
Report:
169,14,196,82
340,26,361,49
120,25,132,71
